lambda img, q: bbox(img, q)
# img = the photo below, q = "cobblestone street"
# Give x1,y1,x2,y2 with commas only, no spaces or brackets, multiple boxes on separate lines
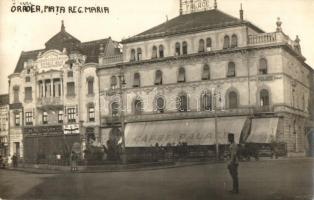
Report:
0,158,313,200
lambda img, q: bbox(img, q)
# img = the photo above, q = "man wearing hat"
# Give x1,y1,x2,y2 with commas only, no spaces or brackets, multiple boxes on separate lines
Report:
227,133,239,194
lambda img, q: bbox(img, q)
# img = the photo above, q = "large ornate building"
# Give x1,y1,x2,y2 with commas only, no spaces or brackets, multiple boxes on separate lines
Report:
8,21,121,162
8,1,314,161
97,1,313,157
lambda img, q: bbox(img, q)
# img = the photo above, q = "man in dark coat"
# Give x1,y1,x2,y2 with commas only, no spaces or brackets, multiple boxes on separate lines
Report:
227,133,239,194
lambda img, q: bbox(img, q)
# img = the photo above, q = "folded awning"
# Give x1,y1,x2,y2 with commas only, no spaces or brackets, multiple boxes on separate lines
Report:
246,118,279,143
125,117,247,147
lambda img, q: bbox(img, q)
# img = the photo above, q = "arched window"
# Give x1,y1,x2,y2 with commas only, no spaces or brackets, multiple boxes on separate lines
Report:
177,94,188,112
260,89,270,107
155,96,165,113
259,58,268,74
152,46,158,59
202,64,210,80
155,70,163,85
175,42,181,56
111,102,120,116
228,91,238,109
133,72,140,87
111,76,118,88
130,49,136,61
134,99,143,114
231,34,238,48
227,62,236,77
182,41,188,55
198,39,205,53
201,92,212,111
206,38,212,51
159,45,164,58
223,35,230,49
178,67,186,83
137,48,142,61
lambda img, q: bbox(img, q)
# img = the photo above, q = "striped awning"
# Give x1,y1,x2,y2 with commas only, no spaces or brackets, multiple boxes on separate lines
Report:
125,117,247,147
246,118,279,143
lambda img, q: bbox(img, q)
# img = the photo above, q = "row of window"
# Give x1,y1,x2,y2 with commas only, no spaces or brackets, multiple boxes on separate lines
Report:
15,106,95,127
110,89,271,115
129,34,239,61
13,78,95,103
110,58,268,88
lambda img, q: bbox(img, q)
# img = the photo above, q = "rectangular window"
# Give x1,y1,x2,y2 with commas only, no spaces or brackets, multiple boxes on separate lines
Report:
25,77,31,82
67,108,76,123
67,82,75,96
88,107,95,122
15,113,20,127
87,80,94,95
25,112,33,126
24,87,32,101
58,110,63,124
67,71,73,77
42,112,48,124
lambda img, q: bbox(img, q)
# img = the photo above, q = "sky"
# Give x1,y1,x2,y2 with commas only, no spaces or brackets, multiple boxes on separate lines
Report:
0,0,313,95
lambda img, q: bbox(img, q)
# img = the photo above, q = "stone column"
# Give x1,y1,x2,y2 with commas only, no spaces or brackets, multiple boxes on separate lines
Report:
50,79,53,97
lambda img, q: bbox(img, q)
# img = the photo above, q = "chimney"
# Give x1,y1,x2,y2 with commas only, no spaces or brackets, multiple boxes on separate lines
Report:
240,4,243,21
61,20,65,32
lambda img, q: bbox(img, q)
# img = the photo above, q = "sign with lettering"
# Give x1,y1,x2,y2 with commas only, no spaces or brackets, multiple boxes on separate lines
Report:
181,0,213,15
23,125,63,135
36,50,68,72
63,124,80,135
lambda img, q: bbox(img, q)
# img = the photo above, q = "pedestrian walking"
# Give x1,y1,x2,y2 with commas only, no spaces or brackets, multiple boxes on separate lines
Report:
227,133,239,194
12,154,18,168
70,151,78,172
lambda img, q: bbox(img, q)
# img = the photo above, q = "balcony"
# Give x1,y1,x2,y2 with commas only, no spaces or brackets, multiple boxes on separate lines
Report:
248,32,301,56
253,105,274,114
37,97,63,110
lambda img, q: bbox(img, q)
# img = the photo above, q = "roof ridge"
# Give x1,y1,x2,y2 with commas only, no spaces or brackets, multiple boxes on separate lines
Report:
81,38,111,45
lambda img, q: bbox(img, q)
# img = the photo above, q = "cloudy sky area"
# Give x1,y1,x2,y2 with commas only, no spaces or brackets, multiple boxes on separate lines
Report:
0,0,313,94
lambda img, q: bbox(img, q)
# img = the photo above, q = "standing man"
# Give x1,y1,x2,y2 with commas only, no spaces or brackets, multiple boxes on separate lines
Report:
227,133,239,194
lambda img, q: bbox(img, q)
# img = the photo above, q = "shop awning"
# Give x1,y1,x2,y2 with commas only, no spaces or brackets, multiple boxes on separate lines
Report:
246,118,279,143
125,117,247,147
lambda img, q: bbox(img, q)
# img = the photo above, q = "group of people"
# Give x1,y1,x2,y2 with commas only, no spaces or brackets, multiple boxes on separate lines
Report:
0,154,18,169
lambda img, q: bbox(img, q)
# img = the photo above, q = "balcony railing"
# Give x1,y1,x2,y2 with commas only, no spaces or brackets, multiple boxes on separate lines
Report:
37,97,63,106
100,54,123,66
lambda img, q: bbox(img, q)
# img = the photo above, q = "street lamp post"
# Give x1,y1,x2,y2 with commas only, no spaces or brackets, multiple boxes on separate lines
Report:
213,85,222,160
118,67,127,163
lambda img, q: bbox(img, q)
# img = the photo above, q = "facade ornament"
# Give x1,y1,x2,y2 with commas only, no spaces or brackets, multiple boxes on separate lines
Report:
276,17,282,32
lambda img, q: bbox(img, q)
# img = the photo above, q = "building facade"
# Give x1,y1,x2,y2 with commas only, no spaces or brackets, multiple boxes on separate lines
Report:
98,3,312,156
0,94,9,158
8,21,120,162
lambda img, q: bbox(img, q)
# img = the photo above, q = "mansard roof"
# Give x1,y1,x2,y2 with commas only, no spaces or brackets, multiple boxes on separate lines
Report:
122,9,264,43
13,22,119,73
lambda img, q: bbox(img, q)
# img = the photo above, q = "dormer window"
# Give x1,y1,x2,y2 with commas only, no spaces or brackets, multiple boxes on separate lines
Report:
198,39,205,53
206,38,212,51
223,35,230,49
159,45,164,58
137,48,142,61
152,46,158,59
175,42,181,56
182,41,188,55
231,34,238,48
130,49,136,61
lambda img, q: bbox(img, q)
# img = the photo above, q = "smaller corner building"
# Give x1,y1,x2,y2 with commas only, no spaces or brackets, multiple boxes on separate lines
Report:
8,21,121,162
0,94,9,158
